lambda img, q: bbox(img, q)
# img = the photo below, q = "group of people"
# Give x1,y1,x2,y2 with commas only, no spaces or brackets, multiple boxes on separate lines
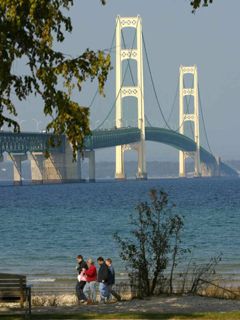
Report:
75,255,121,304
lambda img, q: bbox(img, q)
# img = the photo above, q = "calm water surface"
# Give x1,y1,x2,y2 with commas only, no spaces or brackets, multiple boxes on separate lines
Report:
0,178,239,282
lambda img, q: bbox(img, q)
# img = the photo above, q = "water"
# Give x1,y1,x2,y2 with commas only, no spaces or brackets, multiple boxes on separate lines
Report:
0,178,240,284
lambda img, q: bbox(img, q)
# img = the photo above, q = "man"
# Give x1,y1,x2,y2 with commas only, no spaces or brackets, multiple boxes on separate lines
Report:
106,258,121,301
75,255,88,303
97,256,109,303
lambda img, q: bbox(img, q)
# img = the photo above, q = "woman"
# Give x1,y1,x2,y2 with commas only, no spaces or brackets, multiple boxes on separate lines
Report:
76,255,88,304
83,258,97,304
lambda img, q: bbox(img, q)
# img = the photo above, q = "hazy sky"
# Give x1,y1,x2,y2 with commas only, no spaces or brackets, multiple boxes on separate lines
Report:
11,0,240,162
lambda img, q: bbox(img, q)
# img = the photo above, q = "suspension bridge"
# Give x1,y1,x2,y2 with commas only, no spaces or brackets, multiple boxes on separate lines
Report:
0,16,238,184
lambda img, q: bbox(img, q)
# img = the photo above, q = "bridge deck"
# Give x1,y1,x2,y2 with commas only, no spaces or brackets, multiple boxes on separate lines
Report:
0,132,65,154
0,128,237,176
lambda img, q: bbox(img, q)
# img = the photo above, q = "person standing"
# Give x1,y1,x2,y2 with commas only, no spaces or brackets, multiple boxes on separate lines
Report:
83,258,97,304
106,258,121,301
97,257,109,303
75,255,88,303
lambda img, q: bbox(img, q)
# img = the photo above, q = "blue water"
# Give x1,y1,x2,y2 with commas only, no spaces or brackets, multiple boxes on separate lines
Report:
0,178,240,281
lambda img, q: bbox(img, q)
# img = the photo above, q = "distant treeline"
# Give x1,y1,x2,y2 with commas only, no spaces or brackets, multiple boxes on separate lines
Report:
81,160,239,179
81,161,193,179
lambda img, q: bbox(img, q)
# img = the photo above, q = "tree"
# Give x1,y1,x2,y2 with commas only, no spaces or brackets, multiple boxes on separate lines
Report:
0,0,110,157
114,189,185,297
168,214,188,294
0,0,213,158
191,0,213,12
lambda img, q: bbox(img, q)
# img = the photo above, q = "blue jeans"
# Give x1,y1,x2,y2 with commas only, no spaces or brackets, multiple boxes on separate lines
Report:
99,282,109,301
83,281,96,302
107,284,121,301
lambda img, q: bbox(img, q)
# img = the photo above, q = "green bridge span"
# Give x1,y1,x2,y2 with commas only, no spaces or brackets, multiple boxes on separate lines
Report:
84,127,238,177
0,127,238,177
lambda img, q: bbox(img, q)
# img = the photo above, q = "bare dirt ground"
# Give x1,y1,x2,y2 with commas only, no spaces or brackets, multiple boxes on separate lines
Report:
2,295,240,315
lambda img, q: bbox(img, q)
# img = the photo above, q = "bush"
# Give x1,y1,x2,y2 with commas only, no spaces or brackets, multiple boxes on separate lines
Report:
114,189,185,297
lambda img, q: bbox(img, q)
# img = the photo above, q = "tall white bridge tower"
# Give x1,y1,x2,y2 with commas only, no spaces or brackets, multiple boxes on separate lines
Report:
179,65,201,177
115,15,147,180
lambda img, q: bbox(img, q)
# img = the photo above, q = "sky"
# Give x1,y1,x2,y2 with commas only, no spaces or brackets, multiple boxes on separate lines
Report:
9,0,240,162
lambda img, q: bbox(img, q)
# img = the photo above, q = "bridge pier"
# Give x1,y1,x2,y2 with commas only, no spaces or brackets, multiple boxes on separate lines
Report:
44,154,63,182
179,153,186,178
115,147,126,180
201,157,221,177
8,153,28,185
84,150,96,182
201,164,219,177
136,143,147,180
63,139,82,182
22,152,44,184
201,163,212,177
44,140,81,183
0,152,12,184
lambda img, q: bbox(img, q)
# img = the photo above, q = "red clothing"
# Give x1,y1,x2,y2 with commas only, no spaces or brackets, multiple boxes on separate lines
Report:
85,265,97,282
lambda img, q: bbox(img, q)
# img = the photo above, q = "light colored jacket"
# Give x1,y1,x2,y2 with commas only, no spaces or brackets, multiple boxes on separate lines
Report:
77,268,87,282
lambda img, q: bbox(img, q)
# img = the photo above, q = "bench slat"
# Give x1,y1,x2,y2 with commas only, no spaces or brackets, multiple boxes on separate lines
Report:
0,276,25,278
0,279,26,281
0,281,26,288
0,293,24,296
0,284,26,286
0,274,26,279
0,297,25,301
0,298,22,302
0,273,31,315
0,277,26,280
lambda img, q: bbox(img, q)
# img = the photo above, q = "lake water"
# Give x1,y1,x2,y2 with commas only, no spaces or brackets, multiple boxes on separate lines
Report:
0,178,240,285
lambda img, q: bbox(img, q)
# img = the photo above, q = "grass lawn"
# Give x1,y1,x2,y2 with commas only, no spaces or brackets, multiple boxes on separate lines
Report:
1,312,240,320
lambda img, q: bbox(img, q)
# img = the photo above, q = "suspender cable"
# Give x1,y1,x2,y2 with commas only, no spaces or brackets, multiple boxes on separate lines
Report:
88,27,117,110
198,84,213,154
145,114,153,127
166,79,179,125
122,31,152,128
93,17,140,130
142,33,172,130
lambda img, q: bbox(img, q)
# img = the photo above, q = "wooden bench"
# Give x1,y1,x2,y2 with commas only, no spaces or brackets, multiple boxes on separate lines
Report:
0,273,31,315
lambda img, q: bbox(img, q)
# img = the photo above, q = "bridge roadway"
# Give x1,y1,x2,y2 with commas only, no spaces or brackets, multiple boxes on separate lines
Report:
0,127,237,177
85,127,237,177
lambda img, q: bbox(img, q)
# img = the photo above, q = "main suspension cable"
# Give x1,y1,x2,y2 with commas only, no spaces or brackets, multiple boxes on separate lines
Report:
198,84,213,154
93,17,140,130
166,79,179,125
142,33,172,130
88,27,117,110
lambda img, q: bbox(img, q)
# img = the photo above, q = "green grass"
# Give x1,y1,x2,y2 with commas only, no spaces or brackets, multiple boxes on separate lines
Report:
1,312,240,320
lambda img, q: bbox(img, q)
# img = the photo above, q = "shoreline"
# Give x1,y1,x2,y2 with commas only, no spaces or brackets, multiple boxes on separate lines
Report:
25,276,240,304
27,271,240,285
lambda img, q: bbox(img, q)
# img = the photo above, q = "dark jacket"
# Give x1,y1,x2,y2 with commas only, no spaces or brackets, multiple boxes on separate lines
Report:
108,265,115,285
77,260,88,274
97,262,109,283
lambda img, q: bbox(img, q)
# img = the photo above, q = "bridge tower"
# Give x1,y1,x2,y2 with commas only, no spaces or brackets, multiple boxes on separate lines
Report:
115,15,147,180
179,65,201,177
